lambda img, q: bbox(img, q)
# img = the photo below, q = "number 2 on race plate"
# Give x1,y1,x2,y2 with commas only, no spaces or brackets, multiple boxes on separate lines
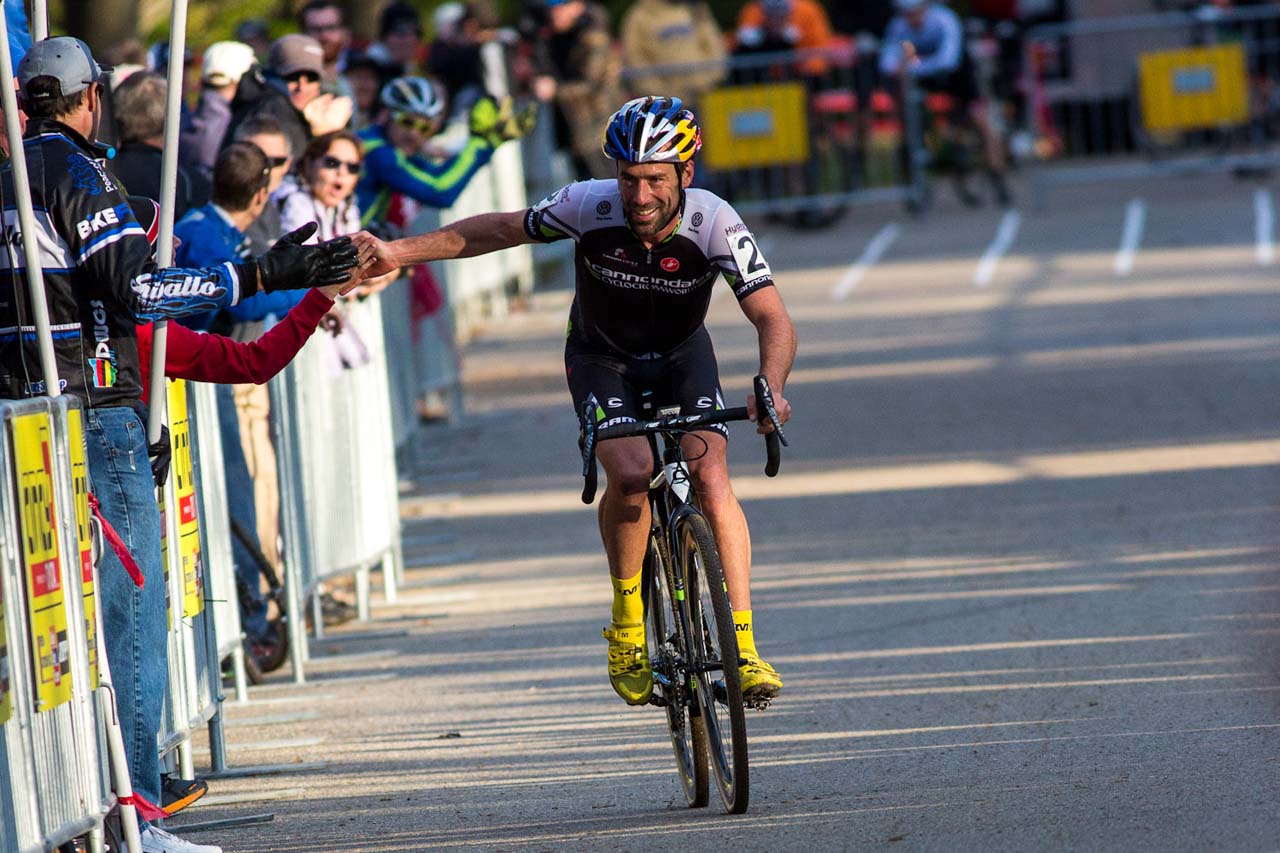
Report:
730,233,771,283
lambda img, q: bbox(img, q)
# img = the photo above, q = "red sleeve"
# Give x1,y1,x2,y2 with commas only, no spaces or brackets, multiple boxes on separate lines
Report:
163,289,336,386
137,323,155,404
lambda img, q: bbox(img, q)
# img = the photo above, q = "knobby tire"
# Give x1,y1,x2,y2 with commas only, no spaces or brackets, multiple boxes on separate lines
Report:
679,513,750,814
646,531,709,808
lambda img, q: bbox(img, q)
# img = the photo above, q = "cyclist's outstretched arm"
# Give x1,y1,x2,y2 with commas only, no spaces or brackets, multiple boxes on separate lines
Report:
352,210,533,277
740,287,796,428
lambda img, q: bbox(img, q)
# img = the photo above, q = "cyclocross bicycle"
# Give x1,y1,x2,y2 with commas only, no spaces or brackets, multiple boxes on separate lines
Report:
579,375,787,814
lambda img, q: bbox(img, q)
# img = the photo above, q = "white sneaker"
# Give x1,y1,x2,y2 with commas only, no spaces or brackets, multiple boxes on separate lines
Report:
140,826,223,853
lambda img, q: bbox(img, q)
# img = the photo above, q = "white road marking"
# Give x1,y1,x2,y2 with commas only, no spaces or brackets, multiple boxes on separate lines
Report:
1114,198,1146,276
832,223,901,299
974,210,1022,287
1254,188,1274,265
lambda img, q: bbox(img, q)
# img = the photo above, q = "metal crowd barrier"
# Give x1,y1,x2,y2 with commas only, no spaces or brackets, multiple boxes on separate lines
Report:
271,291,403,683
0,397,112,852
617,44,927,223
1023,6,1280,193
189,381,250,710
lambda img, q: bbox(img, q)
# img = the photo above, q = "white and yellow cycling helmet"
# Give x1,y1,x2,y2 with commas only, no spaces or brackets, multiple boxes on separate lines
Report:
602,96,701,164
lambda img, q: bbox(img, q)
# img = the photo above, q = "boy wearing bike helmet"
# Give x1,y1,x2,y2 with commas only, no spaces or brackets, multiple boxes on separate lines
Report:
356,75,534,228
350,96,795,707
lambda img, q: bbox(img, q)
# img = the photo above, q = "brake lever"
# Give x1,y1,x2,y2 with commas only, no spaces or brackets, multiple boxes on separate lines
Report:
754,375,787,478
754,375,789,447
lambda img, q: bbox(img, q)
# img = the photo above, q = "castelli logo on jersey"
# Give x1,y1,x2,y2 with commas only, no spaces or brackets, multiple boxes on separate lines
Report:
660,257,680,272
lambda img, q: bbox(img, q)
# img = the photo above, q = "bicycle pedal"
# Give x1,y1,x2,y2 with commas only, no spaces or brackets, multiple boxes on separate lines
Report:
648,693,670,707
745,696,773,711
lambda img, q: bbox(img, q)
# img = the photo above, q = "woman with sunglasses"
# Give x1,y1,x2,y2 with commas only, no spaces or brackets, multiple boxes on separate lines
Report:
282,130,399,307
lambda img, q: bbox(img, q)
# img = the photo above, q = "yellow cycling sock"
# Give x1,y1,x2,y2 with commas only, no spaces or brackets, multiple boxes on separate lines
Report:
611,573,643,627
735,609,760,658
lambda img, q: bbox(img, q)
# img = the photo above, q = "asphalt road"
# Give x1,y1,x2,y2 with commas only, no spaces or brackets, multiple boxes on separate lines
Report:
185,172,1280,852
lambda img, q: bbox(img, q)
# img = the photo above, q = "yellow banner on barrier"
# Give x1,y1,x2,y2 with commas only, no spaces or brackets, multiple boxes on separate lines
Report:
12,411,72,711
701,82,810,170
167,380,203,619
67,410,98,689
1138,43,1249,133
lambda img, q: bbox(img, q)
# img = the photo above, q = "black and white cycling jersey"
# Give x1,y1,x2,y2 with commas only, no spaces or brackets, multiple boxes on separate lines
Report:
524,179,774,358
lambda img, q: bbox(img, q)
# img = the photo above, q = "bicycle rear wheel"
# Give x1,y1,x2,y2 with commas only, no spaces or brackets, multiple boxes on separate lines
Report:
645,531,709,808
679,513,749,814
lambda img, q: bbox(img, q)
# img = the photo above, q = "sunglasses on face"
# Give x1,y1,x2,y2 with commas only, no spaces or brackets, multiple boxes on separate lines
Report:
393,112,436,135
284,71,321,85
319,155,361,176
266,155,289,169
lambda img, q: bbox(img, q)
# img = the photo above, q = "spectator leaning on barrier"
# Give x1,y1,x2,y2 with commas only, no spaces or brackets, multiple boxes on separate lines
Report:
180,41,257,176
620,0,727,112
169,145,341,674
0,37,358,853
213,119,308,593
735,0,836,79
110,71,211,221
532,0,623,181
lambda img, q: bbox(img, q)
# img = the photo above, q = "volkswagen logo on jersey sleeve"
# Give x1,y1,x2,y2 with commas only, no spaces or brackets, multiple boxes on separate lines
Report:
596,201,612,217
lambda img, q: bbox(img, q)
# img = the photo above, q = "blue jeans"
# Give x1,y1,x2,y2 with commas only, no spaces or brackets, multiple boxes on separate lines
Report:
84,405,165,822
216,385,270,641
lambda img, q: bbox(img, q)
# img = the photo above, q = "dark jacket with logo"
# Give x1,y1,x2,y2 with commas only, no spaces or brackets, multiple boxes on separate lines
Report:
111,142,210,222
0,118,257,406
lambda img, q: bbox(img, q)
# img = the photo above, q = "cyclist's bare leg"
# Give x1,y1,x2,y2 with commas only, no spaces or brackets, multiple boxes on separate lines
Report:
970,101,1007,174
596,437,653,581
683,431,751,611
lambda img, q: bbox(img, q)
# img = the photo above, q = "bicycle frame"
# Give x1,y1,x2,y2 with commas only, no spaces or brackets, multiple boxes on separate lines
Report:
644,427,712,715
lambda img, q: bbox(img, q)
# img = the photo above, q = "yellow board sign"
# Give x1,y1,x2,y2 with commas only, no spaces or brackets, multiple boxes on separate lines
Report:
167,381,203,619
67,410,98,689
701,82,810,170
1138,43,1249,133
12,411,72,711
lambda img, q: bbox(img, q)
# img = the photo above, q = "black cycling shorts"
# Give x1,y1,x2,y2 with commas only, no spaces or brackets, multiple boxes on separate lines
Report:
566,325,729,438
915,59,980,107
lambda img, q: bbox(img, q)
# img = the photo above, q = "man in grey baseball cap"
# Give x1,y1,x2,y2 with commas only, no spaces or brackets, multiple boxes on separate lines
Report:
16,35,106,100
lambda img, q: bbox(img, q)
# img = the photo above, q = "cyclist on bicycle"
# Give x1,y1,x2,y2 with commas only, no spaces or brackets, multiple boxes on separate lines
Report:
879,0,1010,204
351,96,795,707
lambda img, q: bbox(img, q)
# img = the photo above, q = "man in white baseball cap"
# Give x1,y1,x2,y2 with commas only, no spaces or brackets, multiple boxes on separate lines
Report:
181,40,257,173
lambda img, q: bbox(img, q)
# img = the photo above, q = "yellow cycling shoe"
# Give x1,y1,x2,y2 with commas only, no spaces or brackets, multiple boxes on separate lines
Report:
739,653,783,706
603,623,652,705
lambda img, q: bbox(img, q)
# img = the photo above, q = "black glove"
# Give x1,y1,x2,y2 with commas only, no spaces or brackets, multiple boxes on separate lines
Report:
149,425,172,489
250,223,360,293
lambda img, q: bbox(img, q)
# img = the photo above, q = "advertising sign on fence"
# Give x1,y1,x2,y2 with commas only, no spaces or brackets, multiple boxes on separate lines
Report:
701,82,810,170
1138,43,1249,133
11,410,72,711
66,409,98,688
168,380,203,619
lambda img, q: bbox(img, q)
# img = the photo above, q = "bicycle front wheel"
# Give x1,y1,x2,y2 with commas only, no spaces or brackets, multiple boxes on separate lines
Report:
679,513,750,814
646,530,709,808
